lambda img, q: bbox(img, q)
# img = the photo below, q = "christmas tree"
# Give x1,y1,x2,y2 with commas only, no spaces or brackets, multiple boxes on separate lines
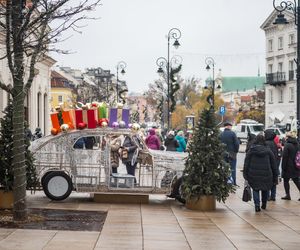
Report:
0,99,37,192
182,108,235,202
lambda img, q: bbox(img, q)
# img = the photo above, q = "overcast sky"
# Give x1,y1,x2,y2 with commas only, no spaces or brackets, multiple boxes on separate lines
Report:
54,0,275,93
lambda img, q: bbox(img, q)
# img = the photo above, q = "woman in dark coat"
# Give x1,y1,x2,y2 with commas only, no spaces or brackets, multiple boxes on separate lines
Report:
122,135,138,181
164,131,179,151
281,131,300,200
243,134,277,212
264,130,280,201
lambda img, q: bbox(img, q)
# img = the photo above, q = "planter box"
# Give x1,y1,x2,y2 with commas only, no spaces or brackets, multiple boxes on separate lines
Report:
0,190,13,209
185,195,216,211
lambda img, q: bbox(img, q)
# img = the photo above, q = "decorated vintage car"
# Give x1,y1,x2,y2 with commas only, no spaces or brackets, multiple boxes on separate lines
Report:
30,128,187,202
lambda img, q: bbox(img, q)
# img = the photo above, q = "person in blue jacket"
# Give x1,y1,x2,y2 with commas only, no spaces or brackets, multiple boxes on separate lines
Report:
175,131,187,152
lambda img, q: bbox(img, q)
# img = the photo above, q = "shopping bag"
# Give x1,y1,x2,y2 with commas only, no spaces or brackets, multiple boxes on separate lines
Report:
242,181,252,202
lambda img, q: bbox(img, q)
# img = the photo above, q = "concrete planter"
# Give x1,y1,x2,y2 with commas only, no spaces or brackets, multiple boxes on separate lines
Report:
0,190,13,209
185,195,216,211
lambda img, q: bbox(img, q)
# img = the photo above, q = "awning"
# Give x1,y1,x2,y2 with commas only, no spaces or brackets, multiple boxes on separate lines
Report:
269,111,285,121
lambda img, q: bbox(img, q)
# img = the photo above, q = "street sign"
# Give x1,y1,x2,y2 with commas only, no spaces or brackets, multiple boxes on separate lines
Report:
219,105,226,116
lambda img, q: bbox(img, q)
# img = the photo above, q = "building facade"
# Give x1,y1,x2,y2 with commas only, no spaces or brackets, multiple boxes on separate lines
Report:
261,10,296,127
0,56,55,135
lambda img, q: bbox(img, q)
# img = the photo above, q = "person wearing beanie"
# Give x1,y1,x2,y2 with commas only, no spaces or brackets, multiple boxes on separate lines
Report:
175,130,186,152
164,131,179,151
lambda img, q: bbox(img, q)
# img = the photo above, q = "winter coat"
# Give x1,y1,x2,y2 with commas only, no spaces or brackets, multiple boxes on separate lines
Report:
164,135,179,151
175,135,187,152
110,136,121,168
282,137,300,179
145,129,161,150
243,144,277,191
265,130,280,168
220,128,240,159
122,135,138,164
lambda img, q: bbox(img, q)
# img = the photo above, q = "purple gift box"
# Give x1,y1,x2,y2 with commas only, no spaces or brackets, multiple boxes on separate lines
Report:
109,108,130,128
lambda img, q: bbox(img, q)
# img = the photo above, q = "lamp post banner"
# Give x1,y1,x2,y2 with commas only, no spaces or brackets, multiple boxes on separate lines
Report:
186,116,195,131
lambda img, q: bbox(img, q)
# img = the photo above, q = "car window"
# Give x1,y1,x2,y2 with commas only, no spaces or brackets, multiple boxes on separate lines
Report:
241,125,245,132
251,125,264,132
73,136,100,150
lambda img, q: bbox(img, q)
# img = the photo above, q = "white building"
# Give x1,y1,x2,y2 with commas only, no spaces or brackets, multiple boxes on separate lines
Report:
261,10,296,127
0,55,56,135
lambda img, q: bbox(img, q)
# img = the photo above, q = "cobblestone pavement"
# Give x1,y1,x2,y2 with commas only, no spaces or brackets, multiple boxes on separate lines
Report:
1,147,300,250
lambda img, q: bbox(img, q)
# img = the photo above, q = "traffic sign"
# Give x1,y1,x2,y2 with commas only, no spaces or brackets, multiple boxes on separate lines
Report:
219,105,226,116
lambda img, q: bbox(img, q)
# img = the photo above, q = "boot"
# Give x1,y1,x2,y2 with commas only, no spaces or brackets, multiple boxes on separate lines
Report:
261,203,267,210
255,206,261,212
281,195,291,200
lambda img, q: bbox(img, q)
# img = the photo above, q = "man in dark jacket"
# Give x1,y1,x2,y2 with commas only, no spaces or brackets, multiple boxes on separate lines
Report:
220,122,240,185
243,134,277,212
281,131,300,201
265,130,280,201
164,131,179,151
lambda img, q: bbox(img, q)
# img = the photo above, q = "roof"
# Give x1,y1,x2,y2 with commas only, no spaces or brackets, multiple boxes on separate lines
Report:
221,76,265,93
260,9,295,30
51,70,75,89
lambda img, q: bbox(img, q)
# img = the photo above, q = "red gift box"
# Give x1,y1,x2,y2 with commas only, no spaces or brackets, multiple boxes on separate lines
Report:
87,109,97,129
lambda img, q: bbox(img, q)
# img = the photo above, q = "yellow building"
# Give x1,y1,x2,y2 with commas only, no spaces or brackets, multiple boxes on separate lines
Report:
50,70,77,110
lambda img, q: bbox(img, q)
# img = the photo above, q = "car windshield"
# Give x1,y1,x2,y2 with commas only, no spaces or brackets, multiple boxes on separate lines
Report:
251,125,264,132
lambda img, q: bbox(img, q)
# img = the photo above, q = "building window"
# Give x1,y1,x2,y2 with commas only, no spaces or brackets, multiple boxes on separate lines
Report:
37,92,42,128
268,39,273,52
278,62,283,72
278,37,283,50
289,34,295,44
58,95,63,102
289,60,295,80
278,89,284,103
268,64,273,73
269,89,273,103
289,87,295,102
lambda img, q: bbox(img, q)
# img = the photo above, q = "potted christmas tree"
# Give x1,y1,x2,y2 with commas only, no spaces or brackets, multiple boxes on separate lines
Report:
181,108,235,211
0,99,37,209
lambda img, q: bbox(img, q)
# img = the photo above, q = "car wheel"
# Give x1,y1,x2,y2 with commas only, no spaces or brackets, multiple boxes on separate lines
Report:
41,171,54,190
172,177,186,204
43,171,73,201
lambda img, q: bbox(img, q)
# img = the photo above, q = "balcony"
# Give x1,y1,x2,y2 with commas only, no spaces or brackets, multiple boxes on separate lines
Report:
266,72,286,86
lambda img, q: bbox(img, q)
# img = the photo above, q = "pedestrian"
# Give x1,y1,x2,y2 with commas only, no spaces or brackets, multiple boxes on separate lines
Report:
175,130,187,152
281,131,300,201
264,129,280,201
145,128,161,150
246,133,256,153
220,121,240,185
122,134,138,183
164,131,179,151
32,127,43,141
243,134,277,212
109,134,122,174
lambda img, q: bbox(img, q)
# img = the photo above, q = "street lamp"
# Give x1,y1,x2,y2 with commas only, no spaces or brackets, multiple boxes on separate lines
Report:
156,28,182,130
273,0,300,137
205,57,221,109
116,61,127,103
156,55,182,130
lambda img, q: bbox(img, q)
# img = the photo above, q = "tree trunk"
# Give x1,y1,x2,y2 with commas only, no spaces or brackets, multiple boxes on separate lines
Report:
12,89,27,221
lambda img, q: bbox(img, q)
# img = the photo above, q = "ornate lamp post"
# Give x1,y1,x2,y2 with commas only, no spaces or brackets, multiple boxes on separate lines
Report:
205,57,221,110
273,0,300,137
155,28,181,131
116,61,127,103
156,55,182,130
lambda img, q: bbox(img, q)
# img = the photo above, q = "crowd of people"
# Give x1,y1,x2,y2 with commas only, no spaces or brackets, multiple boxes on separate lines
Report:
220,121,300,213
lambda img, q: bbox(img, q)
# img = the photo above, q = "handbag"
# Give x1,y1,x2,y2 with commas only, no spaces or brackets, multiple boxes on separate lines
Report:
119,147,128,160
242,181,252,202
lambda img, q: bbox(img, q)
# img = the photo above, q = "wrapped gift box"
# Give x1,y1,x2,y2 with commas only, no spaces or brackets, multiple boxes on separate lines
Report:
50,113,61,131
87,109,98,129
62,110,75,129
109,108,130,128
75,109,83,128
98,103,108,120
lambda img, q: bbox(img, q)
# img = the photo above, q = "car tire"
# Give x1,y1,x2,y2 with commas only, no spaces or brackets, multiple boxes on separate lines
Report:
172,177,186,204
41,171,54,190
43,171,73,201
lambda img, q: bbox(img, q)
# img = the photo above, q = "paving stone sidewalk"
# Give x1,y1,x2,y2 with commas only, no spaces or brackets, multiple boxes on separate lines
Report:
1,157,300,249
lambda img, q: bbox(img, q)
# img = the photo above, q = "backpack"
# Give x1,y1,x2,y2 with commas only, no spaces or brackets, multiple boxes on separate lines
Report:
294,150,300,170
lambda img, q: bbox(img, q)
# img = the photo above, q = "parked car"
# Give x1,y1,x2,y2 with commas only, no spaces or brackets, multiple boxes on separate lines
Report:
235,119,264,143
30,128,187,202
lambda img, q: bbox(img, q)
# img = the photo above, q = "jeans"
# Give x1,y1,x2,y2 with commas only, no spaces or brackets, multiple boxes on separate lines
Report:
268,185,276,199
253,189,268,207
230,159,237,185
126,162,137,183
